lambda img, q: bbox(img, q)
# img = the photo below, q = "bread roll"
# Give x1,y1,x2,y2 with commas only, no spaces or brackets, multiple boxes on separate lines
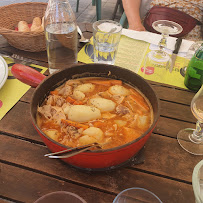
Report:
31,17,43,32
18,21,30,32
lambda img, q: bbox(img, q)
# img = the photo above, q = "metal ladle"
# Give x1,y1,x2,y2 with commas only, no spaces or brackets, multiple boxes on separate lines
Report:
44,142,103,159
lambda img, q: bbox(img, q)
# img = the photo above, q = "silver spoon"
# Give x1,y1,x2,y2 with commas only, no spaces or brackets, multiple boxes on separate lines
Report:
44,142,102,159
77,26,90,43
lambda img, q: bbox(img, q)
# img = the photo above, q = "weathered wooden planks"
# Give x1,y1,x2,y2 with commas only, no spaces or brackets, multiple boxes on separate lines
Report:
0,135,195,203
0,163,115,203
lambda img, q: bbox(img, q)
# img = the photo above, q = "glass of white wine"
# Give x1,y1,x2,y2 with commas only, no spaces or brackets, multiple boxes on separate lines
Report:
177,85,203,155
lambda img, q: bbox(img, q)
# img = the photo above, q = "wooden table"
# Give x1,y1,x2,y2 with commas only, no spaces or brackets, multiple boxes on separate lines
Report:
0,23,202,203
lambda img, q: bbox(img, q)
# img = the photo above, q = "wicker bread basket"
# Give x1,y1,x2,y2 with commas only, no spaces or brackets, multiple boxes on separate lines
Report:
0,2,47,52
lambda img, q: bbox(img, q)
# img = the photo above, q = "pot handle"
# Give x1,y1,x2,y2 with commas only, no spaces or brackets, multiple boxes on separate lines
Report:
11,64,46,87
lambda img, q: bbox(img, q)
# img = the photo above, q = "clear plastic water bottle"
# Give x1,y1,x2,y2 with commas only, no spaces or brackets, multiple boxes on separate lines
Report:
44,0,78,74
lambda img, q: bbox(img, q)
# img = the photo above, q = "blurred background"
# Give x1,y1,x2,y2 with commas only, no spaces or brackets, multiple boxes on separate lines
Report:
1,0,123,23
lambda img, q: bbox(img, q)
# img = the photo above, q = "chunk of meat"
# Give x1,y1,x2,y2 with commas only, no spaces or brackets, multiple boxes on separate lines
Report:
46,95,66,107
112,95,125,104
38,105,52,119
37,105,66,123
52,108,66,124
63,126,81,139
58,85,73,97
116,105,130,115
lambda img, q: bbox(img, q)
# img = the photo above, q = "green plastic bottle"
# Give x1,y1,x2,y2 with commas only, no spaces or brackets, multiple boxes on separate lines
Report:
184,44,203,92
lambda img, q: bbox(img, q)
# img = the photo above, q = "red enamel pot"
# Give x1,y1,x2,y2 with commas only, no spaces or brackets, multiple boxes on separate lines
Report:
12,63,160,171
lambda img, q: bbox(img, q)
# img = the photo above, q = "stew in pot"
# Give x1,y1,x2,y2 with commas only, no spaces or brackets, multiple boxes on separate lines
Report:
36,78,153,149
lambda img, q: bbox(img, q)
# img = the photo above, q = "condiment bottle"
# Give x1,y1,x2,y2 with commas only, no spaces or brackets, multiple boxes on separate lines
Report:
184,44,203,92
44,0,78,74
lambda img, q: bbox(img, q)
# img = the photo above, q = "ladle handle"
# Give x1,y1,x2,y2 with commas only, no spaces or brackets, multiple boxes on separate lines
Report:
11,64,46,87
46,143,101,159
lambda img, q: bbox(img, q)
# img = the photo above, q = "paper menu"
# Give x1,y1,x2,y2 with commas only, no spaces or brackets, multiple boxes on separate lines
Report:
77,35,187,89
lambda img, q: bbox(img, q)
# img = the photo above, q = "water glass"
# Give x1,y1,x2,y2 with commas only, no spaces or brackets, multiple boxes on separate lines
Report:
113,187,163,203
34,191,87,203
192,160,203,203
93,20,122,65
142,50,171,82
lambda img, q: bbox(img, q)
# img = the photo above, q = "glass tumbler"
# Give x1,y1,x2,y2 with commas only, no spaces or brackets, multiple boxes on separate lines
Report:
93,20,122,65
192,160,203,203
34,191,87,203
113,187,163,203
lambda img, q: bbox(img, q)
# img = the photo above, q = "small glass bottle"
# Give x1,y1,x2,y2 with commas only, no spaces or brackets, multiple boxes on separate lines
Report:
44,0,78,74
184,44,203,92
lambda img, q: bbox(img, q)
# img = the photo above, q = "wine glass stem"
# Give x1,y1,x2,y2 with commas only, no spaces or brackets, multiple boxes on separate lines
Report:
189,121,203,144
158,34,168,51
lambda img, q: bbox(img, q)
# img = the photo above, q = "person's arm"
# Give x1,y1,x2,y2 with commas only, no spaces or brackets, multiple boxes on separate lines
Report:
122,0,146,31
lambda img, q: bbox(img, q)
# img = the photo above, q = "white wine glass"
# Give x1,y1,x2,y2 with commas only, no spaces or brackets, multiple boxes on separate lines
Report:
142,20,183,80
177,85,203,155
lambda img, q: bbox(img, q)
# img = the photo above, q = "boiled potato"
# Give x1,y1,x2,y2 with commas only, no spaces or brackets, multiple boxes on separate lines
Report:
114,120,127,127
75,83,95,93
83,127,103,141
137,115,149,129
68,105,101,122
44,129,59,141
73,90,85,100
89,98,116,112
101,112,116,119
79,127,104,145
78,135,97,145
123,127,141,140
108,85,130,96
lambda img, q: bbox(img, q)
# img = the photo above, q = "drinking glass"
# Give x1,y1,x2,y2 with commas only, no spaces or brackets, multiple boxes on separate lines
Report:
142,20,183,80
93,20,122,65
177,85,203,155
152,20,183,50
142,48,172,82
34,191,87,203
192,160,203,203
113,187,163,203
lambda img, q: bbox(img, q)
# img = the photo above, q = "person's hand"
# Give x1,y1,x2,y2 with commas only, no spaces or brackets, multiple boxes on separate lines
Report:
129,23,146,31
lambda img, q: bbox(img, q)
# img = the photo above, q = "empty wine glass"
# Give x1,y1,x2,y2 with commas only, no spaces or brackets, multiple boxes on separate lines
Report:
152,20,183,51
177,85,203,155
142,20,183,81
